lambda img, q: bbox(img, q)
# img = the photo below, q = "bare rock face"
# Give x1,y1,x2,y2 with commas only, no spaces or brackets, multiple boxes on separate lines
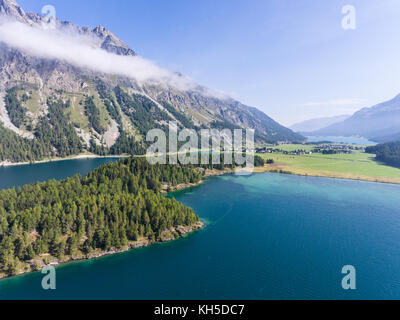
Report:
0,0,28,22
93,25,136,56
0,0,136,56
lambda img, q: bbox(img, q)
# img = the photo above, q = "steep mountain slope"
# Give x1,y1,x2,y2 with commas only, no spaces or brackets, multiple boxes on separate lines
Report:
290,114,350,133
308,94,400,143
0,0,303,163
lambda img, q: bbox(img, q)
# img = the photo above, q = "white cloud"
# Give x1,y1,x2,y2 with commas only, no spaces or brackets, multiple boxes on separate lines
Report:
0,19,197,91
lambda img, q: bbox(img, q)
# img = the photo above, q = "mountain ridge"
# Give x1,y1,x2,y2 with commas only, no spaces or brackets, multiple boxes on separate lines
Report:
0,0,304,163
290,114,350,133
308,94,400,143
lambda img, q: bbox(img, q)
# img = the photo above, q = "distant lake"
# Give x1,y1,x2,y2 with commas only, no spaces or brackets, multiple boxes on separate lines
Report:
1,167,400,299
307,136,377,145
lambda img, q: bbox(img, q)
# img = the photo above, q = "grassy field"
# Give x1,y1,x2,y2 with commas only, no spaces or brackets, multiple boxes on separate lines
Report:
257,147,400,184
22,89,42,116
64,92,89,130
270,144,315,152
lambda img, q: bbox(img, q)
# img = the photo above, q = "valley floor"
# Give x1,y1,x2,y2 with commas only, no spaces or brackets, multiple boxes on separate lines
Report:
256,150,400,185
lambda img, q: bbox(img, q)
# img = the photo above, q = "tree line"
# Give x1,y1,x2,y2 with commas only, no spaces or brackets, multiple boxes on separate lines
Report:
1,89,84,162
366,142,400,168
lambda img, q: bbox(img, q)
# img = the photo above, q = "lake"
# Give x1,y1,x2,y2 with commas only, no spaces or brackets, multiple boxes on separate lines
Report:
0,157,120,190
0,159,400,299
307,136,377,145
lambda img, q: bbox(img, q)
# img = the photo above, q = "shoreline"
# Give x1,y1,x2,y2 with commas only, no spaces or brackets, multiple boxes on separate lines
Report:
2,151,399,185
253,164,400,185
0,153,130,168
0,221,205,281
2,153,399,185
161,168,234,193
166,164,400,186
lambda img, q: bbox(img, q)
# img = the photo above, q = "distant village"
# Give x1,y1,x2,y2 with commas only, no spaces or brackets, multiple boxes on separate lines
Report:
256,143,365,156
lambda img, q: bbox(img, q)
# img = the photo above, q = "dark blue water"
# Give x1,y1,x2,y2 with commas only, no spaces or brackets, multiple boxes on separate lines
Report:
0,157,120,190
0,167,400,299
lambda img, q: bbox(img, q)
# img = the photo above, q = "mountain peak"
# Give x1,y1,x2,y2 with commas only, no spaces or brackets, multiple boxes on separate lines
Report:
92,25,136,56
0,1,137,57
0,0,19,7
92,25,109,37
0,0,25,19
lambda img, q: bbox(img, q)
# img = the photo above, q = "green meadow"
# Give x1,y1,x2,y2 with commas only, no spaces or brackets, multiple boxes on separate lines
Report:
257,147,400,184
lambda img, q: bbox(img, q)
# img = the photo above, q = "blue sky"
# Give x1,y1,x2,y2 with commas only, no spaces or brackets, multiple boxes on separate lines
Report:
18,0,400,126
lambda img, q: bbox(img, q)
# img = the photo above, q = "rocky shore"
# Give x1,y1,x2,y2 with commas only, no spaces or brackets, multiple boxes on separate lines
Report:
161,168,234,193
0,221,204,280
0,154,130,168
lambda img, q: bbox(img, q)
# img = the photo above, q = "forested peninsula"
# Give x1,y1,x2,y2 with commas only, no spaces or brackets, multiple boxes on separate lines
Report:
0,158,206,279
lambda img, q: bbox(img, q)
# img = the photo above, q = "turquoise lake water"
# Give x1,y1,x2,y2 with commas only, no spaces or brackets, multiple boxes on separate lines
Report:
0,159,400,299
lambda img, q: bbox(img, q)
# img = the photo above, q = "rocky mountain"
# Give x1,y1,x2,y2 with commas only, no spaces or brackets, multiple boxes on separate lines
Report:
290,114,350,133
308,94,400,143
0,0,303,163
0,0,26,22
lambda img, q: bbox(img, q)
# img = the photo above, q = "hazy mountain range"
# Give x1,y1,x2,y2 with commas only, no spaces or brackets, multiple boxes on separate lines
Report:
290,115,350,134
307,94,400,143
0,0,303,164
